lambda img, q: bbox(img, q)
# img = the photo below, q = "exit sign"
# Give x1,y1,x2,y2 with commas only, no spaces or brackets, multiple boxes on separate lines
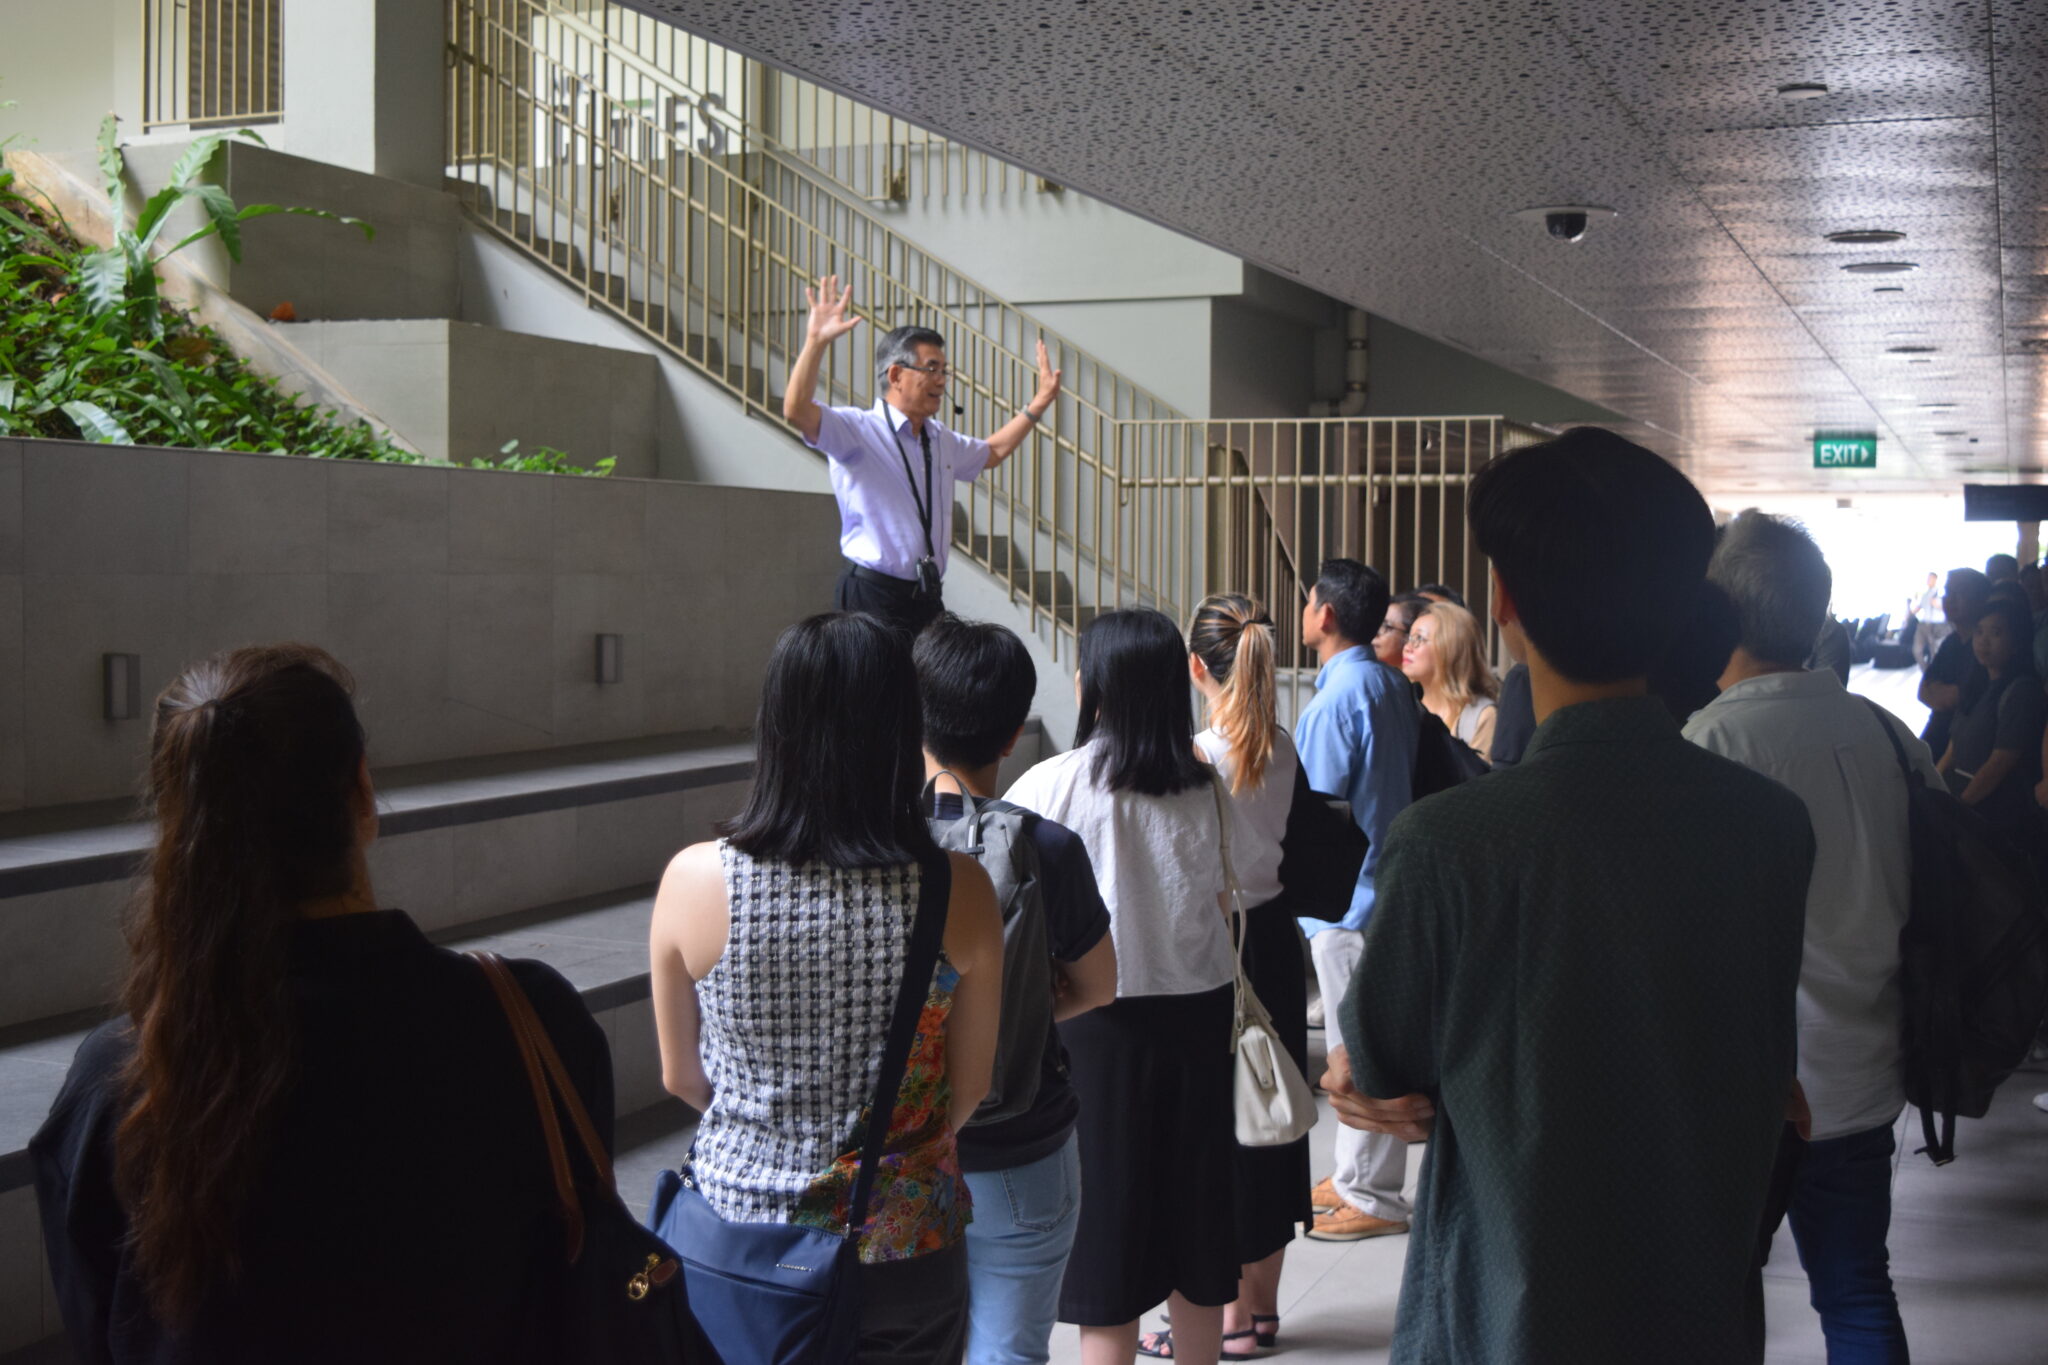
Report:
1814,432,1877,469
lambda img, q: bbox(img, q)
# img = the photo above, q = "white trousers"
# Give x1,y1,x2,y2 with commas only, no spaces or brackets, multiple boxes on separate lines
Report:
1310,927,1412,1222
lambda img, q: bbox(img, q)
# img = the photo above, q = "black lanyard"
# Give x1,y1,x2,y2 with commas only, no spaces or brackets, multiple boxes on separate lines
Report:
893,417,936,561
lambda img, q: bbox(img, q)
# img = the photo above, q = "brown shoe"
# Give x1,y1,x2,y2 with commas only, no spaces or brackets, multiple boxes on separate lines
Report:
1305,1201,1410,1242
1310,1175,1341,1214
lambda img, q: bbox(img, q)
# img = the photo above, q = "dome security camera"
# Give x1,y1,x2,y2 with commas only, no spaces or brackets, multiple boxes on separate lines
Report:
1513,205,1617,243
1545,211,1589,242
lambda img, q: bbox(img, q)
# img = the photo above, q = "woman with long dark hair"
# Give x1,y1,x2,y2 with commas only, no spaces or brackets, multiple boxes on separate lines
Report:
32,644,613,1363
649,612,1002,1362
1130,594,1311,1359
1004,609,1250,1365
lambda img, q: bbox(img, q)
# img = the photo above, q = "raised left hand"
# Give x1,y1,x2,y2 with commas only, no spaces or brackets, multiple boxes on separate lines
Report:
1031,337,1063,415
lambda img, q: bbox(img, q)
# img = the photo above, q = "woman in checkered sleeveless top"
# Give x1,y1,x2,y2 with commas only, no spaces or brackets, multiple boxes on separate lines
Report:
649,613,1002,1362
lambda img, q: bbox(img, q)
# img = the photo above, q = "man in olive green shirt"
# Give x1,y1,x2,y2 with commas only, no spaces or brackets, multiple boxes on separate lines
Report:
1326,428,1815,1363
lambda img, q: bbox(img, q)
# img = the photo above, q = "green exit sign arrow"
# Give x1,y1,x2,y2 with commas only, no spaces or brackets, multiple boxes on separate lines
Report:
1814,432,1878,469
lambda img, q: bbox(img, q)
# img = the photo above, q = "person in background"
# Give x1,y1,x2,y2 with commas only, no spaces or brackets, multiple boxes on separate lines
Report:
1686,511,1935,1363
1806,615,1851,686
34,645,616,1364
783,274,1063,634
1918,567,1991,761
1373,593,1429,671
1938,595,2047,855
1005,609,1251,1365
1139,595,1310,1360
1401,601,1500,762
1910,571,1946,671
1986,552,2020,586
1325,427,1814,1363
1294,560,1421,1243
912,615,1119,1365
649,613,1004,1363
1414,583,1466,608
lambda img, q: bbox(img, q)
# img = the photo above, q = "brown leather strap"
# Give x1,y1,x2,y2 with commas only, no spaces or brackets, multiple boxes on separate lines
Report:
490,956,617,1190
474,951,585,1261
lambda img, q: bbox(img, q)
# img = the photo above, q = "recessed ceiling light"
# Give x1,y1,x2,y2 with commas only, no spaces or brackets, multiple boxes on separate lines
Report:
1908,358,1934,364
1919,402,1960,410
1827,230,1906,244
1933,430,1968,437
1874,286,1907,294
1842,261,1919,274
1887,345,1938,354
1777,82,1830,99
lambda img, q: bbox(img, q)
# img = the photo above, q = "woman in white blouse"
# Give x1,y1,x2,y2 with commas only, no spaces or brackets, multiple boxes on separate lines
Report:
1005,608,1249,1365
1402,600,1500,761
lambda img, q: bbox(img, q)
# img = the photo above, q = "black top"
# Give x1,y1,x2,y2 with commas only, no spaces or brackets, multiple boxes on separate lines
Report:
936,793,1112,1173
31,910,614,1365
1488,663,1536,768
1947,672,2047,837
1921,631,1986,759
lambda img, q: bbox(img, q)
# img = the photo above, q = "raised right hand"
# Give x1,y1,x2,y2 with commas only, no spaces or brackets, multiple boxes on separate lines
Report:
805,274,862,347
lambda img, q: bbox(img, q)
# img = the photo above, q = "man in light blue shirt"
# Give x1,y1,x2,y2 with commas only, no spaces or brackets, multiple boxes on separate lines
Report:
1294,558,1419,1241
783,273,1063,633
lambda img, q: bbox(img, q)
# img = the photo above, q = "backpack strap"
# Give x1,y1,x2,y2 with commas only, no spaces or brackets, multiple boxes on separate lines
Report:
845,849,950,1238
1856,698,1956,1164
923,772,988,849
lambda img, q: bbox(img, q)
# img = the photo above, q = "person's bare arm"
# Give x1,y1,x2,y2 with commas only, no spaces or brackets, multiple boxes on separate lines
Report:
781,274,862,444
649,842,728,1112
1051,934,1117,1022
1936,739,1955,776
1319,1042,1436,1141
983,339,1063,467
1958,748,2020,806
941,852,1004,1132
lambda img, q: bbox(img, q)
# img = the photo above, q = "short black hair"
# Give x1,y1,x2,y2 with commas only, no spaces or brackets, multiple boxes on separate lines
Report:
1075,609,1207,797
1977,595,2037,674
1468,426,1714,684
913,614,1037,771
1414,583,1466,608
1985,552,2020,583
1647,580,1741,724
1309,559,1391,647
721,613,936,868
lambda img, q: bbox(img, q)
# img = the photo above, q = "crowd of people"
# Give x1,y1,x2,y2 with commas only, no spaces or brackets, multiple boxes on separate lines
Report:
31,422,2035,1365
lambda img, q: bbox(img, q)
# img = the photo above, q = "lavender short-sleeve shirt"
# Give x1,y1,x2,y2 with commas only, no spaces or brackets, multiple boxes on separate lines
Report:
805,399,993,579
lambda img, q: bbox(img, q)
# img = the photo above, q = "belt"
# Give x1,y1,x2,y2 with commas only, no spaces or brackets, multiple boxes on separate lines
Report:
844,561,921,594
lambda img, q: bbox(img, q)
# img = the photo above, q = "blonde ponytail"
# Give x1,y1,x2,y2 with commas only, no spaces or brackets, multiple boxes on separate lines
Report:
1189,594,1277,793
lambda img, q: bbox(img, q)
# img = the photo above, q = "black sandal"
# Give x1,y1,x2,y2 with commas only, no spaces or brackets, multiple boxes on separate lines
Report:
1136,1327,1265,1359
1252,1314,1281,1348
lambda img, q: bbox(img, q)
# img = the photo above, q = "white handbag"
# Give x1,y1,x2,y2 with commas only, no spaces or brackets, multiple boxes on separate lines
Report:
1211,774,1319,1147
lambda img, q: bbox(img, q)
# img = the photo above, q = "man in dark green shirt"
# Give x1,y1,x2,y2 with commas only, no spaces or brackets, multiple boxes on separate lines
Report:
1326,428,1815,1363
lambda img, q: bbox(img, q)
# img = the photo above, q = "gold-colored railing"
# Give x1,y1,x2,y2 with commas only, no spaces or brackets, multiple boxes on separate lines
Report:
141,0,283,131
448,0,1177,655
530,0,1032,205
1112,418,1549,715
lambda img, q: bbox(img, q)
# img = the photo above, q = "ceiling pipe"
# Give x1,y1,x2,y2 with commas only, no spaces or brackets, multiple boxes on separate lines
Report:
1312,308,1369,417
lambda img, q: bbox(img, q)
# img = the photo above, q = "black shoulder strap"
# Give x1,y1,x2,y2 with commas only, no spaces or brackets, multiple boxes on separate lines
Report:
1860,697,1918,783
846,850,950,1234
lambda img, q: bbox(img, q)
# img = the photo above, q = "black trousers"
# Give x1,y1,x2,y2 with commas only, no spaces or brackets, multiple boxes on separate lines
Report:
854,1243,968,1364
834,562,943,636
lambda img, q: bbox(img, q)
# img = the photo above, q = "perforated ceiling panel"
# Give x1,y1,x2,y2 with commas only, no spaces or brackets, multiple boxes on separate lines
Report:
619,0,2048,493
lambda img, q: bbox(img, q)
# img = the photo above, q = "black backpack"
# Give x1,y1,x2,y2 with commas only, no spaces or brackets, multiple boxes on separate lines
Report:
924,782,1053,1127
1864,700,2048,1163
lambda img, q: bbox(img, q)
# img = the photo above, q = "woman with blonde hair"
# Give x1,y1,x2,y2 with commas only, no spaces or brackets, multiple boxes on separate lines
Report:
1133,594,1309,1360
1402,600,1500,761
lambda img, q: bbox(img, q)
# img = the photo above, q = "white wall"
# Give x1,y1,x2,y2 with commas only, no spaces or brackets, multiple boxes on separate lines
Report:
0,0,133,154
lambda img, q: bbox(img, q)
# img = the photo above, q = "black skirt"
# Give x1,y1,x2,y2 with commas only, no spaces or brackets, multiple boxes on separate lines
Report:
1231,901,1314,1264
1056,983,1238,1325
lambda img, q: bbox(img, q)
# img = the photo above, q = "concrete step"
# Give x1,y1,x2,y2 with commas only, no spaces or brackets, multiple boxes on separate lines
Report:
0,733,754,1032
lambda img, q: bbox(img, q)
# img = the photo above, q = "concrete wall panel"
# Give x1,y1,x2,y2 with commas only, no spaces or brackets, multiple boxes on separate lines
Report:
6,444,836,807
0,444,22,575
0,881,127,1029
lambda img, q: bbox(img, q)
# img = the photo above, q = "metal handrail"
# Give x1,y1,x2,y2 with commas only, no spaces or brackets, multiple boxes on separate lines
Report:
141,0,284,131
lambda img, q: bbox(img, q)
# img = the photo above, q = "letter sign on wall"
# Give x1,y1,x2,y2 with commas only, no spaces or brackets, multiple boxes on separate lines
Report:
1812,432,1878,470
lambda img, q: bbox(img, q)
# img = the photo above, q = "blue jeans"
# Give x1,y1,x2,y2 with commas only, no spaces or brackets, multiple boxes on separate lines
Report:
1787,1122,1910,1364
962,1133,1082,1365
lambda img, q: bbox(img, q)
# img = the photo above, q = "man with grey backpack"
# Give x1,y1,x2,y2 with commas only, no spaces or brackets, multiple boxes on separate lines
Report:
914,615,1119,1365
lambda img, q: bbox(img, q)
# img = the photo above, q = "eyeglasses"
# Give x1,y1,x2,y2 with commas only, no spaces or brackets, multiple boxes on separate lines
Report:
893,360,956,381
1375,622,1409,639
